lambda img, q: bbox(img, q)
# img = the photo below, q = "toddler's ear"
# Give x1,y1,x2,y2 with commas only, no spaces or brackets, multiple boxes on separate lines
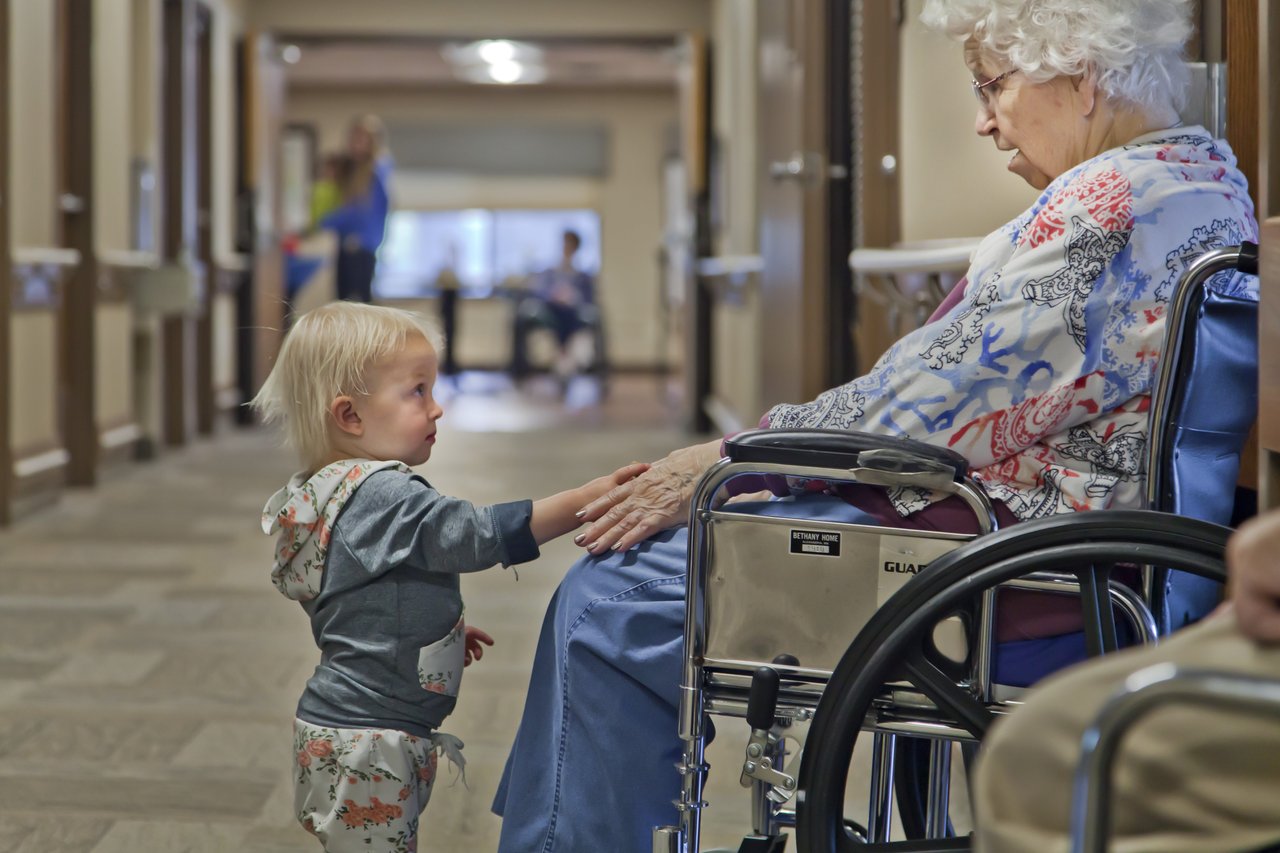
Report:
329,396,363,436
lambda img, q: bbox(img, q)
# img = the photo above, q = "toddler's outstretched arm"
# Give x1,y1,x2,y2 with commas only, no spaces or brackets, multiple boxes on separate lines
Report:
529,462,649,545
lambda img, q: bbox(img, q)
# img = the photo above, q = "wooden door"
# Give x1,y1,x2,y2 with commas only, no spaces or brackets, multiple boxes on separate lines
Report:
194,2,214,434
757,0,833,409
161,0,196,447
57,0,97,484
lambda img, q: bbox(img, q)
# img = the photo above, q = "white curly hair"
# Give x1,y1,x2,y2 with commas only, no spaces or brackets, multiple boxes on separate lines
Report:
921,0,1193,114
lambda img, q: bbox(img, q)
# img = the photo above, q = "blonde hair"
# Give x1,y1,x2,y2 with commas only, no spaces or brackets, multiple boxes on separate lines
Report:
250,302,443,471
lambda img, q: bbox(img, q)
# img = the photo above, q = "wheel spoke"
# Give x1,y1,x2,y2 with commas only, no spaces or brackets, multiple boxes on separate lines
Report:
903,650,994,739
1077,562,1118,657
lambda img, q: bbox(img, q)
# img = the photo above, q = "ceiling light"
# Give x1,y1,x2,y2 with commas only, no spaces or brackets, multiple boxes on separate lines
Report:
281,44,302,64
477,40,517,64
488,60,524,84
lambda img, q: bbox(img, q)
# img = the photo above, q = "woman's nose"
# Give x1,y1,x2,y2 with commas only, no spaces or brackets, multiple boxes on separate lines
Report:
975,105,996,136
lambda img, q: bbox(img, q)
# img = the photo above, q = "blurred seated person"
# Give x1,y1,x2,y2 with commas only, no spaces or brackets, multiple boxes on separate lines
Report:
511,229,600,383
974,507,1280,853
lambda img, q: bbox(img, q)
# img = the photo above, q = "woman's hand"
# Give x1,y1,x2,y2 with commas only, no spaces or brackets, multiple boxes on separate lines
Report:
574,440,723,555
463,626,494,666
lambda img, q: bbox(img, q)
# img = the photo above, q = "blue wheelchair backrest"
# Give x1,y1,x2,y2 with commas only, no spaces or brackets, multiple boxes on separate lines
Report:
1149,243,1259,628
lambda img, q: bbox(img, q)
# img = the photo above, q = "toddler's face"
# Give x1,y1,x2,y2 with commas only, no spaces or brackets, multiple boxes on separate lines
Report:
355,335,444,466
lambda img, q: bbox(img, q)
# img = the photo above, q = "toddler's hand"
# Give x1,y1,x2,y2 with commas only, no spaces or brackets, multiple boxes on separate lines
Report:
580,462,651,507
464,626,494,666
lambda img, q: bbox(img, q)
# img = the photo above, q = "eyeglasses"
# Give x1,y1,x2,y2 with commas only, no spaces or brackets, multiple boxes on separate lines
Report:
972,69,1018,109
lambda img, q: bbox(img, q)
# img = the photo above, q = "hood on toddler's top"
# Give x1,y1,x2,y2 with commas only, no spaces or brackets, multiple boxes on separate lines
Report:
261,459,410,601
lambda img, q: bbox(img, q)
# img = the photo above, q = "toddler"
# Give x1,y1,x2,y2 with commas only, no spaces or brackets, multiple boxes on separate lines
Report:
252,302,645,851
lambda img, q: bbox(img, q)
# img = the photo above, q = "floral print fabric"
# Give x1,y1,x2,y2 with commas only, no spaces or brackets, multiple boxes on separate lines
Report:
261,459,411,601
293,718,466,852
417,616,465,697
766,127,1258,521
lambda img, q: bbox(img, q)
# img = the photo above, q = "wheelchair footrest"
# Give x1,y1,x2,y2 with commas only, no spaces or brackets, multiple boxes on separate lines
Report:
736,834,787,853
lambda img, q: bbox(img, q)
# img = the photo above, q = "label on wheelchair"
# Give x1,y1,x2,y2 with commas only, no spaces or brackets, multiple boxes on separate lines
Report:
789,529,841,557
877,538,960,607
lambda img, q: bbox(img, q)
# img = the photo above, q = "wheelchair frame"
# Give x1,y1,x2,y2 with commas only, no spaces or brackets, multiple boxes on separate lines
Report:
654,243,1259,853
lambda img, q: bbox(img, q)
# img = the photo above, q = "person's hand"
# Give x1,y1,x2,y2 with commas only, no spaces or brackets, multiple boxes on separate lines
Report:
1228,509,1280,643
575,440,722,555
463,626,494,666
576,462,652,509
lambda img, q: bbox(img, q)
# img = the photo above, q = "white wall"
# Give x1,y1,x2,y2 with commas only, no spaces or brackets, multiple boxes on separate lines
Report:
207,0,247,262
899,0,1035,242
288,88,677,368
248,0,710,37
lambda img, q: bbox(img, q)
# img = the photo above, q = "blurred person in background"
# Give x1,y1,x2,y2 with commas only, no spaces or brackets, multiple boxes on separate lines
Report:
511,229,599,385
321,115,393,304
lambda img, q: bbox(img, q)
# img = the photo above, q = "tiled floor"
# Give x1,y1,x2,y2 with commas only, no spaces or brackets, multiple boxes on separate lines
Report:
0,375,784,852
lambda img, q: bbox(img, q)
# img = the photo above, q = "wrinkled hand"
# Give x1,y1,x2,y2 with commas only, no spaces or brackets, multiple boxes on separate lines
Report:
577,462,652,508
463,626,494,666
1228,510,1280,643
575,440,721,555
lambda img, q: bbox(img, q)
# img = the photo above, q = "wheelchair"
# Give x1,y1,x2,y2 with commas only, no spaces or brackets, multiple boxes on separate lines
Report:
508,293,609,384
653,241,1259,853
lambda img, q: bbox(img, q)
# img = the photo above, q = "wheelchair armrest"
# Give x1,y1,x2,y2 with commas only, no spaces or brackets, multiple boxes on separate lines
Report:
724,429,968,483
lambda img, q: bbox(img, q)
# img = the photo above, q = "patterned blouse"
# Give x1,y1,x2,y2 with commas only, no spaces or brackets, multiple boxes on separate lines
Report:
766,126,1258,521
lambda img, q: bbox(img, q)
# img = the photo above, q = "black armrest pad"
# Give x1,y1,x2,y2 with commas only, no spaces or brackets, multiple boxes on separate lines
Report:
725,429,968,482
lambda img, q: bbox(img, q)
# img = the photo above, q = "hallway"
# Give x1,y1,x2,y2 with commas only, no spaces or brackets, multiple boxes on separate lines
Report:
0,377,774,851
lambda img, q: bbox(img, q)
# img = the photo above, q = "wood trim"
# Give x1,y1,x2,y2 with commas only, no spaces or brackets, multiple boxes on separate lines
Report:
195,1,214,435
162,0,197,447
1260,218,1280,508
95,264,130,304
1225,0,1259,211
214,263,247,294
61,0,97,486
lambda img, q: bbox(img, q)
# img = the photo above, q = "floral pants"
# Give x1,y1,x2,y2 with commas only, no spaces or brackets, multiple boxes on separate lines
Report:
293,719,464,852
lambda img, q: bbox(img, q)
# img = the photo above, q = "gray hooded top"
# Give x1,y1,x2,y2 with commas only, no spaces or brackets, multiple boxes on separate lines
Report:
262,460,539,736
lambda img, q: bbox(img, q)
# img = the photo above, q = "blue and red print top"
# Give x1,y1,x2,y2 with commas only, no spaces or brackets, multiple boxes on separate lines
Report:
766,126,1258,521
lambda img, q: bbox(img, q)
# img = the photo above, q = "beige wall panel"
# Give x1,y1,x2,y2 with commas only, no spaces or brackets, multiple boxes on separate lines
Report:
96,0,134,253
95,303,134,426
212,291,237,391
900,0,1034,242
711,288,762,427
11,313,59,451
711,0,758,257
249,0,709,37
10,1,57,248
288,89,676,368
209,0,246,260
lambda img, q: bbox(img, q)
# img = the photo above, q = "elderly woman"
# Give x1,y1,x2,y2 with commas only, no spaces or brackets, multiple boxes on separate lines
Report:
493,1,1258,849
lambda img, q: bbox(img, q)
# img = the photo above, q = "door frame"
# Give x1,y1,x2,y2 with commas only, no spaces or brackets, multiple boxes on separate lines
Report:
58,0,98,485
194,1,214,434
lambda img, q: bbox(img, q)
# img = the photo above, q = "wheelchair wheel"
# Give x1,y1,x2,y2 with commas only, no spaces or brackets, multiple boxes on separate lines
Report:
794,510,1230,853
